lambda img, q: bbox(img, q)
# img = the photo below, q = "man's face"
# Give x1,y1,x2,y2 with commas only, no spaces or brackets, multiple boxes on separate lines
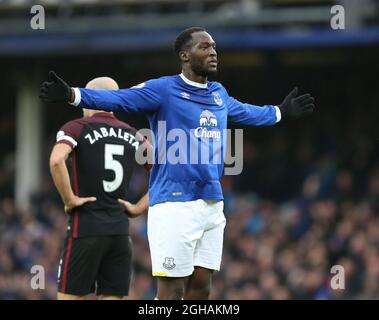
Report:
186,31,217,77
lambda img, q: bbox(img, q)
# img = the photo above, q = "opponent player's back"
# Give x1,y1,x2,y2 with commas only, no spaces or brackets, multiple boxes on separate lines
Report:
58,112,147,237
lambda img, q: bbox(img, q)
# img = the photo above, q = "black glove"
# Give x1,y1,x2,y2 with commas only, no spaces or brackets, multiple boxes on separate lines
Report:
39,71,72,103
279,87,315,119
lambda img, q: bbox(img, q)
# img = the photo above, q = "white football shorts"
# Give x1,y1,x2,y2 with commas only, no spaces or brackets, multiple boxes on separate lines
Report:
147,199,226,277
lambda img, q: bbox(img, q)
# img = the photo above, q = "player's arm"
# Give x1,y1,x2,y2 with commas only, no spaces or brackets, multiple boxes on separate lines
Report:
117,128,152,218
39,71,162,113
227,87,315,126
118,193,149,218
49,143,96,214
227,97,281,126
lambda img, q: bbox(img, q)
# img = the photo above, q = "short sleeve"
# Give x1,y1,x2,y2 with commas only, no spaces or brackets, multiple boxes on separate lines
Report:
55,120,83,149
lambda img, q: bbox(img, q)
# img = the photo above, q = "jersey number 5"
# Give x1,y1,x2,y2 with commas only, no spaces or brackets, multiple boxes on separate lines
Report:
103,144,124,192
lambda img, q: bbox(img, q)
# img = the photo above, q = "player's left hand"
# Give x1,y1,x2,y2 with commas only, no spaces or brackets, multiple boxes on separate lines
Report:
279,87,315,119
39,71,73,103
64,195,97,214
118,198,145,218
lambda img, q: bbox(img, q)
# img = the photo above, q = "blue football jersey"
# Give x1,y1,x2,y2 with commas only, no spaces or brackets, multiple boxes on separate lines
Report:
72,74,281,205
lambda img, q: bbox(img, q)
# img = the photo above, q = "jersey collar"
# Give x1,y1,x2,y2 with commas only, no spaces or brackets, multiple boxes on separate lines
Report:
179,73,207,89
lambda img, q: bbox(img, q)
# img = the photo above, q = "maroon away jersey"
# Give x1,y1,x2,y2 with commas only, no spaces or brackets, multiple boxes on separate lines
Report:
56,112,150,238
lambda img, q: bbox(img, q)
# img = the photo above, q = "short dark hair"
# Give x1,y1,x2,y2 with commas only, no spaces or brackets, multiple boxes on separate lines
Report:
174,27,206,60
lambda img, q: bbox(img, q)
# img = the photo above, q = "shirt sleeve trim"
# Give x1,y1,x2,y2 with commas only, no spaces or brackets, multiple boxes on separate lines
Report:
274,106,282,123
57,135,77,147
69,88,81,106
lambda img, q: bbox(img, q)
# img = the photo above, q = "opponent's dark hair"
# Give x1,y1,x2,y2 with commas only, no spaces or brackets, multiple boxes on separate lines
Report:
174,27,206,61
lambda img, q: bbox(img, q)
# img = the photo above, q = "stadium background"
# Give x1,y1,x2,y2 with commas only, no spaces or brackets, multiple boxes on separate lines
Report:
0,0,378,299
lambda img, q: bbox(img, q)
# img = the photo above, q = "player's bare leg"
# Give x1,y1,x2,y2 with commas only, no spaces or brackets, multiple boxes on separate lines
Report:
98,295,126,300
57,292,86,300
156,276,187,300
184,266,213,300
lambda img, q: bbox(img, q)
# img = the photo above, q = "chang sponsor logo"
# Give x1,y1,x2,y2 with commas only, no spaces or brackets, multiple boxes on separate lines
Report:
194,127,221,139
194,110,221,140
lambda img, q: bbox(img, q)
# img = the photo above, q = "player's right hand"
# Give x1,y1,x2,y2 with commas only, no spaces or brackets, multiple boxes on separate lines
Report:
39,71,73,103
118,198,145,218
64,195,97,214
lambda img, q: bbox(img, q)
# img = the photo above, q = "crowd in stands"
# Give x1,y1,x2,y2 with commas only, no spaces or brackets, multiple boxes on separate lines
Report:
1,56,378,299
1,107,378,299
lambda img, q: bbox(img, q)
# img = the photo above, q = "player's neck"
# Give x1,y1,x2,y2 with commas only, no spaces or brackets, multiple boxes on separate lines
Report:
181,69,207,84
88,111,114,117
